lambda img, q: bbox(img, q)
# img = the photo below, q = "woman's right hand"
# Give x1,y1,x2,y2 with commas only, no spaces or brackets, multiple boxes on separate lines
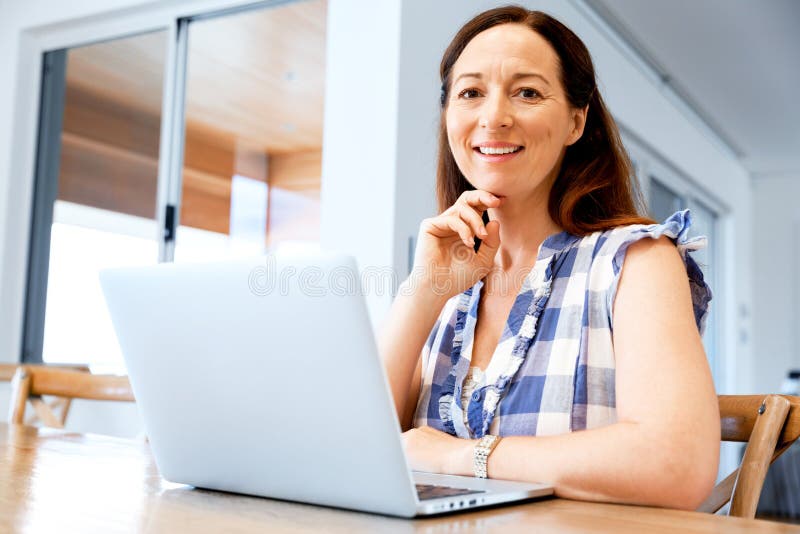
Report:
409,189,502,301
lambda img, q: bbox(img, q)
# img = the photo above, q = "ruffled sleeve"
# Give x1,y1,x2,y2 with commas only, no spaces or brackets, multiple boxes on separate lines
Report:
606,209,713,335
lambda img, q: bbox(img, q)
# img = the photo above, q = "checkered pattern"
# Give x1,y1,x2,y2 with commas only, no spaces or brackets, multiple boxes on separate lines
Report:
413,209,712,438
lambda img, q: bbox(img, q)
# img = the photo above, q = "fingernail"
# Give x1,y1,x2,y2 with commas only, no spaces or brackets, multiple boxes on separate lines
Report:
479,228,488,237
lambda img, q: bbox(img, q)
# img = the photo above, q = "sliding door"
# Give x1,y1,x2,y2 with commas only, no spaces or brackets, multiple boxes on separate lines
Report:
24,0,327,370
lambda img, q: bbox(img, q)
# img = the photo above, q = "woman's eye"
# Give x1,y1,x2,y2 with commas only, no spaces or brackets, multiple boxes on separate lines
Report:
518,88,541,99
457,88,481,99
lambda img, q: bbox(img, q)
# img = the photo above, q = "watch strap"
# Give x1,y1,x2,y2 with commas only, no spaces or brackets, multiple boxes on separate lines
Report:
473,434,501,478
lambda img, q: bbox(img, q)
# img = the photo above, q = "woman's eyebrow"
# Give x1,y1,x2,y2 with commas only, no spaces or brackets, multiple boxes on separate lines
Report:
512,72,550,86
454,72,482,84
453,71,551,86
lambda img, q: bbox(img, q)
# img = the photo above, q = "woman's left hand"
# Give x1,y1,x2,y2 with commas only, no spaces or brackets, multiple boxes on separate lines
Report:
401,426,475,476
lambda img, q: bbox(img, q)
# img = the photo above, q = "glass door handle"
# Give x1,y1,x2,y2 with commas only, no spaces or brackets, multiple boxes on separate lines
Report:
164,204,176,243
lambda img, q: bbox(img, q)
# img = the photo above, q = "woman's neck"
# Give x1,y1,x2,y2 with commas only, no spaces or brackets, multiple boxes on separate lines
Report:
487,189,563,273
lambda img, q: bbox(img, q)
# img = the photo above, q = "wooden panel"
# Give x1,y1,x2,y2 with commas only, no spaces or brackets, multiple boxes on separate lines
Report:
66,1,326,155
59,84,238,231
66,30,166,117
62,82,161,159
59,127,239,232
184,121,235,178
58,0,328,236
59,82,161,218
184,0,326,153
269,150,322,191
179,168,232,235
235,143,268,182
59,131,159,219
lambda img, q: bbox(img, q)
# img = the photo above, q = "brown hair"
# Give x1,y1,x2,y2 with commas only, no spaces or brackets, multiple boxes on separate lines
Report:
437,6,654,234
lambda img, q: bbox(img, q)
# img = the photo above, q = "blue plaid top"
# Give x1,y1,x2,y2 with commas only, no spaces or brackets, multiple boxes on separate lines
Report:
412,210,712,439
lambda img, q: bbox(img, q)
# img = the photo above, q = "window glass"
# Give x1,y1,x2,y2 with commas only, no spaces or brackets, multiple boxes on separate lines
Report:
648,176,684,222
39,31,167,370
174,0,326,262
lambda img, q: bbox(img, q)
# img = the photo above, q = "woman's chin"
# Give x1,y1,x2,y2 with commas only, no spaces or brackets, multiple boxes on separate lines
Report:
482,187,509,200
464,179,508,198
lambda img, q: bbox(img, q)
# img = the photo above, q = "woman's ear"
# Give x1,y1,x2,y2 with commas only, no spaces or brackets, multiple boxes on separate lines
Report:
565,105,589,146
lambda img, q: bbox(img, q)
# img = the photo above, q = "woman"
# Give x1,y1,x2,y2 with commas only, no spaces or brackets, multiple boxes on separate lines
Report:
378,6,719,510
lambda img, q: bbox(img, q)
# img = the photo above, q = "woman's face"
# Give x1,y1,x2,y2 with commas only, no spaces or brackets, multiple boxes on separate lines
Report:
445,24,587,200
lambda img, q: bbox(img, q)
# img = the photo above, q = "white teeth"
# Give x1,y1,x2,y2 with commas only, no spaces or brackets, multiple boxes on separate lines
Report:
478,146,520,155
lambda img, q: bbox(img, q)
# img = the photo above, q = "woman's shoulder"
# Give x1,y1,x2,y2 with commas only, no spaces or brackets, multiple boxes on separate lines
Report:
577,209,712,334
588,209,707,263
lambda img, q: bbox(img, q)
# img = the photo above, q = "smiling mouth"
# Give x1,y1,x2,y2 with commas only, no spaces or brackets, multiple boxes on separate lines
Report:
474,146,523,155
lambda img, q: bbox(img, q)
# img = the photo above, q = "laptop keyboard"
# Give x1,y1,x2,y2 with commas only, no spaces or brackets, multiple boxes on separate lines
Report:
415,484,485,501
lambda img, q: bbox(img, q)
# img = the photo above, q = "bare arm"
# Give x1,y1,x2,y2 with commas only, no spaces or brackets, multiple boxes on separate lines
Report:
377,281,448,430
414,236,719,510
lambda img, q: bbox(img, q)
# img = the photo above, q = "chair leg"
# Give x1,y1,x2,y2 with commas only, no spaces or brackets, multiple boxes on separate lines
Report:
8,368,31,425
729,395,791,518
48,397,72,426
30,397,65,428
696,469,738,514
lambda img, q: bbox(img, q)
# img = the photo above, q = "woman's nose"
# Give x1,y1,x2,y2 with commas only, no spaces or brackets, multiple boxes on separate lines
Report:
479,94,513,130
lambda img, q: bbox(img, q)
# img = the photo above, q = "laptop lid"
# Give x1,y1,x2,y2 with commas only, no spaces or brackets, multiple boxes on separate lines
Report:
100,250,419,517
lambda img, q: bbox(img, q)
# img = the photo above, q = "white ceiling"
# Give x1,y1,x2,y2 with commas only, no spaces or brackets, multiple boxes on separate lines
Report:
588,0,800,178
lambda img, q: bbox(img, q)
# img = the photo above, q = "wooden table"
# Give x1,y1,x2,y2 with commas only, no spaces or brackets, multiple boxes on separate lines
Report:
0,423,797,533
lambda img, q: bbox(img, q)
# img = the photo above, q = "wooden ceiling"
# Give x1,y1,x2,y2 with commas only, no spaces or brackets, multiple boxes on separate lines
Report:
185,1,326,154
66,31,166,117
65,0,327,155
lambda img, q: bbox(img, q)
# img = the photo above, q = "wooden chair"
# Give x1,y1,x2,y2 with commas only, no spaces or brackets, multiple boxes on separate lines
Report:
697,394,800,519
8,366,134,428
2,363,91,426
1,363,90,382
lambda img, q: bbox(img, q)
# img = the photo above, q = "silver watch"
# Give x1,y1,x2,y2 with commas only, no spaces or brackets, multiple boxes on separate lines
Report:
473,434,501,478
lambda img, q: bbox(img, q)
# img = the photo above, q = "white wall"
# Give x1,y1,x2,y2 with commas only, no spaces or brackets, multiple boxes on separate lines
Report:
0,0,756,437
753,174,800,392
320,0,402,329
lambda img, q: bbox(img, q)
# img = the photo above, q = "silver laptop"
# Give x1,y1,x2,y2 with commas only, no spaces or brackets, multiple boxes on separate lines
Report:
99,248,552,518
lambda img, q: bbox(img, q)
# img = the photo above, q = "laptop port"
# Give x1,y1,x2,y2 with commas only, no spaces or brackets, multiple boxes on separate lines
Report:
468,499,477,505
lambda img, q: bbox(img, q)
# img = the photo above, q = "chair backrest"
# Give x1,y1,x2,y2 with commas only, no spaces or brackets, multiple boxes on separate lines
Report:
697,394,800,518
8,366,135,428
1,363,90,383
